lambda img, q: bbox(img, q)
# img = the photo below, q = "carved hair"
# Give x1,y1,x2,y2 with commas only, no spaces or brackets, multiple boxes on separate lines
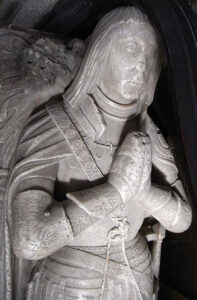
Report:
64,6,162,110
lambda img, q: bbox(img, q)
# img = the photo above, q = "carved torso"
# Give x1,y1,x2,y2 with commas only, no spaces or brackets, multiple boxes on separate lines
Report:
23,99,152,300
53,96,147,247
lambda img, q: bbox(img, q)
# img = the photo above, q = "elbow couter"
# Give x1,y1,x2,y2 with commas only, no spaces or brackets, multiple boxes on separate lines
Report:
12,236,47,260
169,206,192,233
14,247,47,261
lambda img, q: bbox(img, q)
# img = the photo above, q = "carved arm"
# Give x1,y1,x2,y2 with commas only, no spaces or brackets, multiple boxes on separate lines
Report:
144,115,192,232
12,189,73,260
136,184,192,233
67,130,192,234
66,132,149,218
11,158,74,260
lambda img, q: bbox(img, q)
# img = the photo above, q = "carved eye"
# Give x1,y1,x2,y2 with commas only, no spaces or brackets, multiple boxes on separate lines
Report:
125,43,137,53
137,62,146,72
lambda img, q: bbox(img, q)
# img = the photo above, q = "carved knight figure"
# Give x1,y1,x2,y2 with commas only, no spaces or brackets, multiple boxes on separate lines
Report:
4,6,191,300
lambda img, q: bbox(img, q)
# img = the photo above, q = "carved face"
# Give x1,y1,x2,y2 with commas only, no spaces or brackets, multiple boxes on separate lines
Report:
100,24,158,105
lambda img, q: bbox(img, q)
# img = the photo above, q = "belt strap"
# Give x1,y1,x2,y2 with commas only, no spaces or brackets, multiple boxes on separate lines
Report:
46,99,103,182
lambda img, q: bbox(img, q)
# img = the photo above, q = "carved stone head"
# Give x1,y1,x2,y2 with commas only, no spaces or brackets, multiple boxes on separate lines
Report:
65,6,162,117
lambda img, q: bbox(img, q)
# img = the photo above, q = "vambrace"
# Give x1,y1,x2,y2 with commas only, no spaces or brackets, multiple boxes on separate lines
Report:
137,181,192,233
12,190,73,260
66,182,123,219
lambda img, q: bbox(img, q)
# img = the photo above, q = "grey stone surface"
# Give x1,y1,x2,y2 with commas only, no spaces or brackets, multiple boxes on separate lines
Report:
0,26,83,300
0,6,192,300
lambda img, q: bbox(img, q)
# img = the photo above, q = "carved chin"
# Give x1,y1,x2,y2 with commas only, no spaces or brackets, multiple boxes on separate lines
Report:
122,82,143,98
120,90,140,104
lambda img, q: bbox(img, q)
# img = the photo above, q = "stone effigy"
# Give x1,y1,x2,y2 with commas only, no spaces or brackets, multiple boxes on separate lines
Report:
0,6,192,300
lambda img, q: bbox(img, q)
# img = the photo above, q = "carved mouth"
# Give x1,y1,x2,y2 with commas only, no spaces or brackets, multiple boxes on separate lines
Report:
132,81,144,86
124,81,143,90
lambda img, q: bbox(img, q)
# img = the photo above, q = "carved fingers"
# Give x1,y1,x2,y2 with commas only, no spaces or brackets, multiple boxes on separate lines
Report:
108,131,152,203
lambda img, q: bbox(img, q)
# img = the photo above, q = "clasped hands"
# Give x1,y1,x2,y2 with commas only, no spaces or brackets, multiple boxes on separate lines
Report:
67,131,191,233
108,131,152,207
67,131,155,218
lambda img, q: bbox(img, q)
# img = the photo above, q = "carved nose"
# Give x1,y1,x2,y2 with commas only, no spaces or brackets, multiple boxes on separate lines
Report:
131,68,138,77
135,73,144,83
